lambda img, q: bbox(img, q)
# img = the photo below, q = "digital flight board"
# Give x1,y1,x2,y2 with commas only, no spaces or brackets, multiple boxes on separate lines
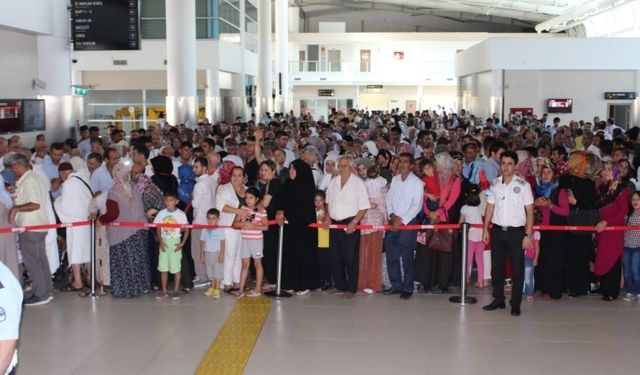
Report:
71,0,139,51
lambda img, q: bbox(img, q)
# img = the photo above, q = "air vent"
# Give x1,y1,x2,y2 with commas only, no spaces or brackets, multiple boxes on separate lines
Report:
319,77,327,81
164,59,167,65
294,77,301,80
113,60,128,66
446,78,454,81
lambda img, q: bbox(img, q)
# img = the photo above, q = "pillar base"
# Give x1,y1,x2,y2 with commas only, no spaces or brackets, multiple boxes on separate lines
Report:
166,96,198,127
223,97,249,121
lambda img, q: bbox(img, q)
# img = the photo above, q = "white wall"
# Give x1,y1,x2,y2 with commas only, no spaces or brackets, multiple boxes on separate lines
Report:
503,70,639,124
0,29,39,98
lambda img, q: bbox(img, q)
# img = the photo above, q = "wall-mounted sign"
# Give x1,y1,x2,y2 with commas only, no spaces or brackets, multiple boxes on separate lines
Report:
604,92,636,100
318,89,335,97
393,51,404,60
72,0,139,50
366,85,383,89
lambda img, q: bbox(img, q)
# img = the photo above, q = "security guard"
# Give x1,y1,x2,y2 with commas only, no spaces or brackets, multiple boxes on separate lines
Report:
482,150,534,317
0,260,22,375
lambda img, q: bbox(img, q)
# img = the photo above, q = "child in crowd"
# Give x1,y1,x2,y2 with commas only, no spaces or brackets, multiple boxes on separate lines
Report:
524,230,540,302
315,190,332,290
154,192,190,300
200,209,225,299
421,160,441,216
234,187,268,298
459,186,486,288
623,191,640,302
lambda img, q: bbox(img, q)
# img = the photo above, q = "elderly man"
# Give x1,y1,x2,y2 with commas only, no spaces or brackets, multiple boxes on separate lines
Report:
324,156,370,299
54,163,94,294
8,154,53,306
384,152,424,300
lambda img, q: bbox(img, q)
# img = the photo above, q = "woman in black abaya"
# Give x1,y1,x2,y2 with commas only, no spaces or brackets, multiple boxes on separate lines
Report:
275,159,319,294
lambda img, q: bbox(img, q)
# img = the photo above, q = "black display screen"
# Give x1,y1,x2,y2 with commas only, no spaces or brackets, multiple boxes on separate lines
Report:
72,0,139,51
22,100,46,132
0,100,23,133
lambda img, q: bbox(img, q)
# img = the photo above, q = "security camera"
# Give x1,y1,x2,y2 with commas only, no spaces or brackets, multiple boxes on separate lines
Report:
72,59,78,63
32,78,47,90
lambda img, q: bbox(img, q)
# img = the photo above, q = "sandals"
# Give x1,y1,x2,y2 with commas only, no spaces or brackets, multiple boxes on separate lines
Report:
246,290,261,298
61,285,84,292
232,290,245,299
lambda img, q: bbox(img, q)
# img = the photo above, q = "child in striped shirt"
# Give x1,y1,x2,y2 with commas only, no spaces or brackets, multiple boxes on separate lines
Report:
233,187,269,298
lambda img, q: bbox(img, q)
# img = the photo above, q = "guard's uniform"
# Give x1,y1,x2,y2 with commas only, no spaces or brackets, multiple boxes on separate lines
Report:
486,176,533,308
0,261,23,375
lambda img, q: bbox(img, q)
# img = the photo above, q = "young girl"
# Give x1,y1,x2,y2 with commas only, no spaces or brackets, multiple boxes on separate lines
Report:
524,230,541,302
233,187,268,298
459,187,485,288
623,191,640,302
421,160,441,215
315,190,332,290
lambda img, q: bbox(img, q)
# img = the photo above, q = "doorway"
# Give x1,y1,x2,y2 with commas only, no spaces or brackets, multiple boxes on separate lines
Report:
608,104,631,129
360,49,371,72
406,100,417,114
328,49,341,72
299,50,306,72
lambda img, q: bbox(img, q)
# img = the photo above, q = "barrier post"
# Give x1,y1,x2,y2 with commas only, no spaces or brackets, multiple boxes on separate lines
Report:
266,223,291,299
89,218,98,298
449,223,477,305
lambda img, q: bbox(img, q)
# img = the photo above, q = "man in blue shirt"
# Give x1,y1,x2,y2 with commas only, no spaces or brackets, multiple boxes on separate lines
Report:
87,152,113,196
481,141,508,182
0,260,23,375
42,142,66,181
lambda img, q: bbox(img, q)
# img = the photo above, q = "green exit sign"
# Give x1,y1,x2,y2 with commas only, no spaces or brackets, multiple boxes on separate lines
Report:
73,86,89,96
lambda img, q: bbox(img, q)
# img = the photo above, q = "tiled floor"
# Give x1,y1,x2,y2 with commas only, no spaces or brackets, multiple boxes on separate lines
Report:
18,290,640,375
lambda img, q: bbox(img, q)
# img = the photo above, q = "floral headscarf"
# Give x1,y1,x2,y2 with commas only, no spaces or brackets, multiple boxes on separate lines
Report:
217,160,237,186
111,162,133,201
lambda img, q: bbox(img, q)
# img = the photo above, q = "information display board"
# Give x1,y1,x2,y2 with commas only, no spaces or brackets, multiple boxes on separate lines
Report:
72,0,139,51
0,100,23,133
22,99,46,132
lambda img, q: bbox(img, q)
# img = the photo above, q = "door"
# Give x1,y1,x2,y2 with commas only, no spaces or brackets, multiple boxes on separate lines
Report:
608,104,631,129
308,45,319,72
299,50,306,72
360,49,371,72
328,49,341,72
406,100,417,114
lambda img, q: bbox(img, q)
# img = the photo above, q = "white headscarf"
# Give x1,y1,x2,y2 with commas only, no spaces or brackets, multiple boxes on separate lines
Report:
0,174,13,209
363,141,379,156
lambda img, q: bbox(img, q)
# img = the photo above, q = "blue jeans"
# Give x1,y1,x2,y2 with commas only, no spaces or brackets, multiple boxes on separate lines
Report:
623,247,640,294
384,219,417,294
523,257,535,296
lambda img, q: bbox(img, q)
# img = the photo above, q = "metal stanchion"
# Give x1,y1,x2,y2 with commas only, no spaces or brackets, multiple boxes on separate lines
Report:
450,223,477,305
266,223,291,299
89,218,98,298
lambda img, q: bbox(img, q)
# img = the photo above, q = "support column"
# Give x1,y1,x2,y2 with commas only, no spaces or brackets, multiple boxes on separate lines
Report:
205,69,221,122
490,69,504,122
275,0,289,114
165,0,198,127
257,0,273,118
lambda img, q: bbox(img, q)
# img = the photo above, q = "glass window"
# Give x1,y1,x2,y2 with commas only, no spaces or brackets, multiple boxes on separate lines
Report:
141,0,166,18
141,19,166,39
245,0,257,22
220,0,240,28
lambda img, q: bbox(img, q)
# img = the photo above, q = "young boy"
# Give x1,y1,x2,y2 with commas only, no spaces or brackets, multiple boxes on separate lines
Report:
200,209,226,299
154,192,190,300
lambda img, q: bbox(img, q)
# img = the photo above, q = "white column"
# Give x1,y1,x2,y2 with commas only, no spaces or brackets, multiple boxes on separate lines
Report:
490,69,504,121
165,0,198,127
275,0,289,114
257,0,273,118
205,69,221,122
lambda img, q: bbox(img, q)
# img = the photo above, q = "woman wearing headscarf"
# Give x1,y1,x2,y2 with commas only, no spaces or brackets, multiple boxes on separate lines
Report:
0,174,18,280
376,149,393,184
595,161,629,300
534,162,569,299
275,159,319,294
559,151,597,297
151,155,178,195
99,162,149,298
318,153,338,191
215,165,246,293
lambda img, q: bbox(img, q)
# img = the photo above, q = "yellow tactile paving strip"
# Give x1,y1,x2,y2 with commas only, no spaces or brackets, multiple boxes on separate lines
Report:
194,295,272,375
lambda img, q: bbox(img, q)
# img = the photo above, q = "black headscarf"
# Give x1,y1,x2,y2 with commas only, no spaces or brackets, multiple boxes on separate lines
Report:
151,155,178,195
274,159,316,228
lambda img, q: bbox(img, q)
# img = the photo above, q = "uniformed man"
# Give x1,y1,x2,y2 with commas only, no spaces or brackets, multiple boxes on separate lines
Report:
0,260,23,375
482,150,534,317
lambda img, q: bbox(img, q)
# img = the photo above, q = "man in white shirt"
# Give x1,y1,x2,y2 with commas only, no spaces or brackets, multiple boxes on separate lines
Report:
324,156,370,299
384,152,424,300
0,260,22,375
482,150,534,317
191,157,217,288
275,131,295,167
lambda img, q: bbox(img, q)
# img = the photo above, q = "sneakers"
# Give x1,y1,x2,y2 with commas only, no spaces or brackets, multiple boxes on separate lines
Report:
205,287,221,299
363,288,374,294
170,291,181,300
155,291,168,300
296,289,310,296
193,279,210,288
23,295,53,306
623,293,634,302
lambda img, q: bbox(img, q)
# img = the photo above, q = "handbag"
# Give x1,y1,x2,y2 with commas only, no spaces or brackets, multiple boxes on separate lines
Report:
567,207,599,235
425,228,455,252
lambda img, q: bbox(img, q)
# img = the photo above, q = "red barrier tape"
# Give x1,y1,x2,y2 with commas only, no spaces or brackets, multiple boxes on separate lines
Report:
1,220,640,233
0,220,92,234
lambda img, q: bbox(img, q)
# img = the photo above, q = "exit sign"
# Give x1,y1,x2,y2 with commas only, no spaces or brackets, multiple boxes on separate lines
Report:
605,92,636,100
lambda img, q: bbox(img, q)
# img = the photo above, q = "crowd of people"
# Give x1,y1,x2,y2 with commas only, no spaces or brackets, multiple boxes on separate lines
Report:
0,108,639,316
